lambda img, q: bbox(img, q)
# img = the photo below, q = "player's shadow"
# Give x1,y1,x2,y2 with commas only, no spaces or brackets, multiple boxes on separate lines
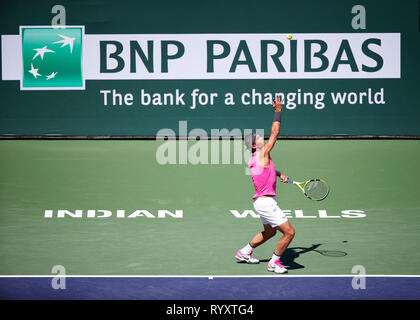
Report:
260,243,348,270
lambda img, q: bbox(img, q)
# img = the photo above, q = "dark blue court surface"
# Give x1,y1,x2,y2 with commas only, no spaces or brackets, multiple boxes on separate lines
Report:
0,276,419,300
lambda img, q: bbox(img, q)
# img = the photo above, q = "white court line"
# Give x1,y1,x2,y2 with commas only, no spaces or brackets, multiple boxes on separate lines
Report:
0,275,419,278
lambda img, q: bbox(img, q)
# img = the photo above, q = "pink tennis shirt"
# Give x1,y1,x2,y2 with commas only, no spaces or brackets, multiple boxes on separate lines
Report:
248,152,277,200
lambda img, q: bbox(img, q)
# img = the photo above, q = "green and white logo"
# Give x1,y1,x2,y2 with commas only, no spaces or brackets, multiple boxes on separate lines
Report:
21,26,84,90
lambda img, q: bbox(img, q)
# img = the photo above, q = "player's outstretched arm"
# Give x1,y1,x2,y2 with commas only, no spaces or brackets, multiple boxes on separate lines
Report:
263,96,282,156
276,170,288,183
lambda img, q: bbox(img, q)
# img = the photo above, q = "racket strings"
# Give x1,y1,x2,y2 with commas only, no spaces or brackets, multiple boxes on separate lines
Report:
304,180,329,200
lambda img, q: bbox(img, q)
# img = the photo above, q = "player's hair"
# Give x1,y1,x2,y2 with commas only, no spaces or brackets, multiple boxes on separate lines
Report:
244,134,256,153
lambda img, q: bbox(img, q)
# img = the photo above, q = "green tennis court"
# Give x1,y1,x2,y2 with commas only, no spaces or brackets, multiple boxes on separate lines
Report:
1,139,419,276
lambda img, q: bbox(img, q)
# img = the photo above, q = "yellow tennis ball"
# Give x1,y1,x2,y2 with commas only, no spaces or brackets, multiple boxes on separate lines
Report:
287,34,293,40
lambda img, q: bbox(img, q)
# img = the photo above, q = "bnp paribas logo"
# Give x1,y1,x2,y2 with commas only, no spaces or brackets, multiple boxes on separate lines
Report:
21,26,84,90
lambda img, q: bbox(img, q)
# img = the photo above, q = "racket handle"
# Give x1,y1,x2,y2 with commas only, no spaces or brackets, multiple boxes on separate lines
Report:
286,178,294,184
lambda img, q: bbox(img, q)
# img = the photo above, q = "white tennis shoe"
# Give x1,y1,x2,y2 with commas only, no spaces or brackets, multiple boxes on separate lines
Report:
235,249,260,264
267,259,288,274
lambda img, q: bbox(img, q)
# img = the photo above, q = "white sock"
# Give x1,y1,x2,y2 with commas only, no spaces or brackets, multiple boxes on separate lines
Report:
271,253,281,261
242,243,253,254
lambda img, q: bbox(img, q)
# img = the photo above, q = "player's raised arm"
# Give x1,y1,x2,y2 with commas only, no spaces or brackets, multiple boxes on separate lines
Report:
263,96,282,156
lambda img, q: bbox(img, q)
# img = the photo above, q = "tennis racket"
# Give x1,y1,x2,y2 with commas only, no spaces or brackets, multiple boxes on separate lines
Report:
286,178,330,201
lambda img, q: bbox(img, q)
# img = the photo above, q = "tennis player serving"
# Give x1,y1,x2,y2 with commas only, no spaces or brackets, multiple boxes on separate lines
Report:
235,96,295,274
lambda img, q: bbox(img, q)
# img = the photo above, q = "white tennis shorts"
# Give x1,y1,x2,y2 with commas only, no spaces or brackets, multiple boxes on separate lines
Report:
253,196,288,228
